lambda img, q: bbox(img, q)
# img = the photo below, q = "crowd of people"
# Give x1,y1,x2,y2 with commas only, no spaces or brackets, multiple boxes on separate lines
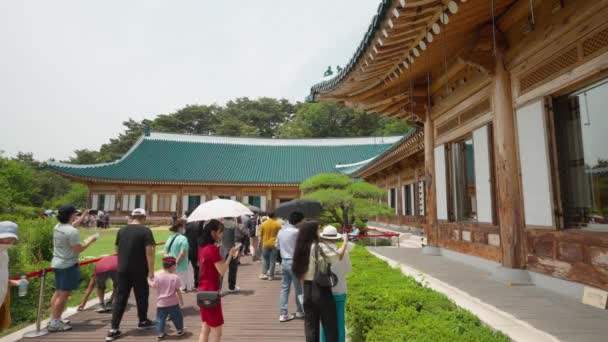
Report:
1,202,354,342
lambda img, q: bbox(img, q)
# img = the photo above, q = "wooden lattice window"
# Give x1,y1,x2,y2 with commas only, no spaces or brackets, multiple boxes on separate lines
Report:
582,27,608,58
520,47,578,93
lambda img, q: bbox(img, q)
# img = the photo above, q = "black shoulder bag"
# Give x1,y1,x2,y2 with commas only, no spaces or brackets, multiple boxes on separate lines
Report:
314,243,339,288
196,252,220,308
163,234,178,258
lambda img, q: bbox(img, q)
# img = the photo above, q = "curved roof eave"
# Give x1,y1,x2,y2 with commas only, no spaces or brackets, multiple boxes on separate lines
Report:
307,0,392,101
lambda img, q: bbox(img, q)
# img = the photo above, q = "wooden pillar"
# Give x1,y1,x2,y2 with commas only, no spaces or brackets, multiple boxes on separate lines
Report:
397,169,403,226
424,110,438,246
87,183,93,209
493,53,525,269
177,186,184,216
266,188,273,212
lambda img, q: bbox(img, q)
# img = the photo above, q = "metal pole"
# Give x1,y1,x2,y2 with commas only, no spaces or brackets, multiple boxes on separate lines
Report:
23,269,50,338
374,236,377,247
397,234,400,248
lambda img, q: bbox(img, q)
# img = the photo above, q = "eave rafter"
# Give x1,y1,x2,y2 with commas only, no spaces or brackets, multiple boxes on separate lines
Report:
310,0,517,120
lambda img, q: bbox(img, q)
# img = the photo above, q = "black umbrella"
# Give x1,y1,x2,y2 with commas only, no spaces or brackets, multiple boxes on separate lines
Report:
275,199,323,219
247,205,261,213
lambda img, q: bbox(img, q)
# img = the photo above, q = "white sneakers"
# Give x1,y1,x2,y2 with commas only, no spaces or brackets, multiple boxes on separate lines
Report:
279,312,304,322
279,313,295,322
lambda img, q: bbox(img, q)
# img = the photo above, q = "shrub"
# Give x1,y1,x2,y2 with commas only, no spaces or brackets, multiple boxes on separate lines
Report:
346,246,508,342
358,236,392,246
7,218,55,275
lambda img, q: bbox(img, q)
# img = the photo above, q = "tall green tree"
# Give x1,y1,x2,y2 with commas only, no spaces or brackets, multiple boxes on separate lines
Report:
300,173,393,228
278,102,410,138
219,97,296,137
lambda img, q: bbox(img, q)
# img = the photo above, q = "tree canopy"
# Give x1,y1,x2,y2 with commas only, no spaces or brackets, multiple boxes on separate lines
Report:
0,152,87,217
67,98,410,164
300,173,393,228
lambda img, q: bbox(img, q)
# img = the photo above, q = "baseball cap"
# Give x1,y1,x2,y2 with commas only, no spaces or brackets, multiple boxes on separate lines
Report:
0,221,19,240
162,256,176,266
129,208,147,217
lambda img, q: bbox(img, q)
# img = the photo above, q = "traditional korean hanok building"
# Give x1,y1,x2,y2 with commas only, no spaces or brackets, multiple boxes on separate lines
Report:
309,0,608,302
47,131,400,219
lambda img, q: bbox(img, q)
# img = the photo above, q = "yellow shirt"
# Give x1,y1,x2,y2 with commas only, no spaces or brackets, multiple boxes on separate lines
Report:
259,218,282,249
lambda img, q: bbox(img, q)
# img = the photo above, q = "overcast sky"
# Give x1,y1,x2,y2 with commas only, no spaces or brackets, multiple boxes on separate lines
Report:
0,0,378,161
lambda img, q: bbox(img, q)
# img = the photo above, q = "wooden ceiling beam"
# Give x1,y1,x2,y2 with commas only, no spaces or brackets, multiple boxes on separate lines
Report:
498,0,546,32
356,92,412,111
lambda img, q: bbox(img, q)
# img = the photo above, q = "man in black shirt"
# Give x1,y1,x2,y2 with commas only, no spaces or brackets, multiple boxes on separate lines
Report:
106,208,155,341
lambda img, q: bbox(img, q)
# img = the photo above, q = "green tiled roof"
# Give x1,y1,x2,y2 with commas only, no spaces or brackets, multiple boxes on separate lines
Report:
47,132,401,184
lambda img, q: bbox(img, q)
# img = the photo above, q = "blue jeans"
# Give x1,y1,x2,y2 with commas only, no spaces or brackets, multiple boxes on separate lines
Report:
156,304,183,335
321,293,347,342
279,258,303,315
262,248,277,275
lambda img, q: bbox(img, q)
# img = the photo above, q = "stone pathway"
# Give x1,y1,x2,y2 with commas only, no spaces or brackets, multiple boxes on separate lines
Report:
369,246,608,342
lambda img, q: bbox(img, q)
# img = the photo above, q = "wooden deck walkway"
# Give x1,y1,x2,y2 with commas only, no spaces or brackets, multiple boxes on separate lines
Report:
16,256,305,341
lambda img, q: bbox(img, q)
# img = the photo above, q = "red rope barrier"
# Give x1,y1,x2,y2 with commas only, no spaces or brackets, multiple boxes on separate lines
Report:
10,242,166,281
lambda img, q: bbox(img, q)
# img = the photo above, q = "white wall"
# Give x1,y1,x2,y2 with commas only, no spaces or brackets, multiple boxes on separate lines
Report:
473,125,493,223
435,145,448,220
516,99,554,227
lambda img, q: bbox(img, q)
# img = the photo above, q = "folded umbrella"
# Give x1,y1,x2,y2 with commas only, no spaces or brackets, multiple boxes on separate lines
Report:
187,199,254,222
275,199,323,219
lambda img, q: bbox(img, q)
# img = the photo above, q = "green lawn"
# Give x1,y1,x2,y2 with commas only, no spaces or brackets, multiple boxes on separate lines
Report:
78,227,172,257
78,227,173,271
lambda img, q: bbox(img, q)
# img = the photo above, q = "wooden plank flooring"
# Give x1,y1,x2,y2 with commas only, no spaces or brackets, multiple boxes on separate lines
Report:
17,256,305,341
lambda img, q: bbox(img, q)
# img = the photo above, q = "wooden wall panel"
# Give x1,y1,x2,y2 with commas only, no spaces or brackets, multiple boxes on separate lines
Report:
527,229,608,291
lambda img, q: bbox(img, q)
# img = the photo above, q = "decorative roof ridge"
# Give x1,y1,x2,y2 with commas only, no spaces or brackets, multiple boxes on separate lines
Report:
147,131,403,146
47,134,147,169
307,0,392,101
335,156,379,169
349,128,420,176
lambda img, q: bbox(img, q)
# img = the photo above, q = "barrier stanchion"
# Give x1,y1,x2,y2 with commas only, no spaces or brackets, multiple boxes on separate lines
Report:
23,269,49,338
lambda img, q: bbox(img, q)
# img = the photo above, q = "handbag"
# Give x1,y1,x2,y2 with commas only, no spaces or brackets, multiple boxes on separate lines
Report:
196,250,220,309
197,291,219,309
313,243,339,288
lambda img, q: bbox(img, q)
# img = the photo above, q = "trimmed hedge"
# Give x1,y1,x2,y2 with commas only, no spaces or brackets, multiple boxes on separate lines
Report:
347,246,509,342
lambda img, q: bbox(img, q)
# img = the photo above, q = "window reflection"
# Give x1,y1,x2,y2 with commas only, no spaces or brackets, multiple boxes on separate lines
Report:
448,138,477,221
554,79,608,231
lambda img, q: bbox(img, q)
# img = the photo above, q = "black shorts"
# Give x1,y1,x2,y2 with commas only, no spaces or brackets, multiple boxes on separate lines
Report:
96,271,117,290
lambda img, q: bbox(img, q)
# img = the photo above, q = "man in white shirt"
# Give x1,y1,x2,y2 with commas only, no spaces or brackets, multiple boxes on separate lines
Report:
275,212,305,322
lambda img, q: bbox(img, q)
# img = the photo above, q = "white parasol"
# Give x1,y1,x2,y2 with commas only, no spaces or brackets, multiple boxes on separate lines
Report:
187,199,254,222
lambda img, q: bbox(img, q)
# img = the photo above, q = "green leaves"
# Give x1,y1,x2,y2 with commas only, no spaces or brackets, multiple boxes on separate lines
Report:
300,173,352,193
347,246,509,342
347,181,386,199
278,101,410,138
299,172,393,227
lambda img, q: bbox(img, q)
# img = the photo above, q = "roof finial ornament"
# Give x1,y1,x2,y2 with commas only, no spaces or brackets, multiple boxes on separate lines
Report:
143,124,151,137
336,65,343,73
323,65,334,77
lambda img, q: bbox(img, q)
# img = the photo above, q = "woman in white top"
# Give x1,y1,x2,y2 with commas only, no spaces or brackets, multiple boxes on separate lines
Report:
292,221,348,342
319,225,353,342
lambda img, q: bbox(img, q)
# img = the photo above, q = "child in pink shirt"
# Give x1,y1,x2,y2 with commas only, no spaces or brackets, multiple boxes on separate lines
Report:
148,256,185,340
